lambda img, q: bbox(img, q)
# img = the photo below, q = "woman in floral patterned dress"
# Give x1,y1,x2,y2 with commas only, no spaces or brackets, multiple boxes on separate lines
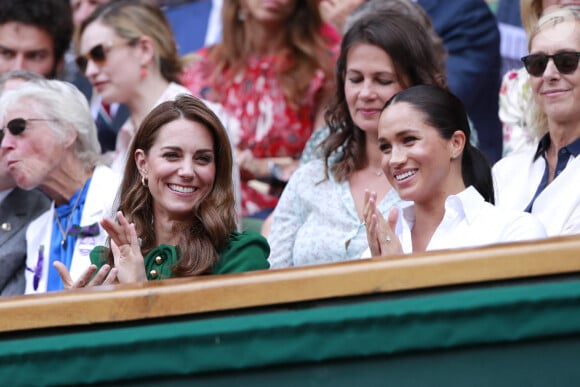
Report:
181,0,337,219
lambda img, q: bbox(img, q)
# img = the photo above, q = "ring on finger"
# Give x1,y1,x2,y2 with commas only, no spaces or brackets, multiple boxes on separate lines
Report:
385,235,391,242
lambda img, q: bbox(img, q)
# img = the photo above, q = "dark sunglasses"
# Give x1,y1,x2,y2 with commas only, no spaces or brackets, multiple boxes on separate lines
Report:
521,52,580,77
75,40,135,74
0,118,56,142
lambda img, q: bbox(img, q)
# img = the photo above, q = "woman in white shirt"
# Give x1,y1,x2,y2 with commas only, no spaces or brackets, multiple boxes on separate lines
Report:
494,6,580,236
363,85,546,257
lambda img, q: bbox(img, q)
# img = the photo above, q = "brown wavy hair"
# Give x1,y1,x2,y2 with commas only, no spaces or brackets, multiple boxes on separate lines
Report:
75,0,182,84
206,0,334,108
322,11,447,182
110,94,237,276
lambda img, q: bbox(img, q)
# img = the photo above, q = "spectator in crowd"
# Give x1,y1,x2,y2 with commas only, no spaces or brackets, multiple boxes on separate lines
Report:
0,71,51,297
57,95,270,287
75,0,190,171
499,0,580,157
319,0,503,163
181,0,337,220
494,6,580,236
262,0,447,238
77,0,242,219
0,79,121,294
418,0,503,164
363,85,545,257
267,11,446,269
67,0,130,155
0,0,73,79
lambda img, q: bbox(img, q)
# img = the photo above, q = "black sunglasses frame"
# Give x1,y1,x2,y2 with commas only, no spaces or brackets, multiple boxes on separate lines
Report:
521,52,580,77
0,118,57,141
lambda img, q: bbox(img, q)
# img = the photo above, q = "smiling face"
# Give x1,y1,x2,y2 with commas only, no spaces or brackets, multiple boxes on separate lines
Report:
135,118,216,223
378,102,464,206
528,18,580,125
0,22,56,77
78,21,140,104
344,43,405,134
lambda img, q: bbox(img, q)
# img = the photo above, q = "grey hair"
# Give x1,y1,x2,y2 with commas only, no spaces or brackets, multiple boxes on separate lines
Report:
0,79,102,169
0,70,45,94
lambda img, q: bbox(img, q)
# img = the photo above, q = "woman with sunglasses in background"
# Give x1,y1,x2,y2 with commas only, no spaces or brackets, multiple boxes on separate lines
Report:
499,0,580,157
494,6,580,236
0,79,121,293
76,0,234,173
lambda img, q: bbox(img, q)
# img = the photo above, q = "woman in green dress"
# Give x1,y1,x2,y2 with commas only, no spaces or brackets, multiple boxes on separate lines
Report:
56,94,269,287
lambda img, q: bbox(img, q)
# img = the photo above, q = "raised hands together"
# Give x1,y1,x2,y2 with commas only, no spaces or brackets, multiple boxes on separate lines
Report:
54,211,146,290
362,190,403,258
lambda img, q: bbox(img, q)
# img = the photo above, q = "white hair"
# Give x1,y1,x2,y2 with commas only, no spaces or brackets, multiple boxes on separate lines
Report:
0,79,102,169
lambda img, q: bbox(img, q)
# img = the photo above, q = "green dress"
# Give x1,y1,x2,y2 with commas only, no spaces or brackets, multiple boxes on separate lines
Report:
90,231,270,280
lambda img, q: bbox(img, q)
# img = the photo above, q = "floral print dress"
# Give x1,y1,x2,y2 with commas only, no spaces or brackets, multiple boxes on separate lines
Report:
181,48,329,216
499,67,539,157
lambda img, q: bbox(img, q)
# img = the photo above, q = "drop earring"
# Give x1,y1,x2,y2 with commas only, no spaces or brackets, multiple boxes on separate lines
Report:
140,65,148,79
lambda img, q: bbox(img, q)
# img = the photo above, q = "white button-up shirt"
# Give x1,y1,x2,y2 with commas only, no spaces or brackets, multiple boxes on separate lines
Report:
361,186,546,257
493,136,580,236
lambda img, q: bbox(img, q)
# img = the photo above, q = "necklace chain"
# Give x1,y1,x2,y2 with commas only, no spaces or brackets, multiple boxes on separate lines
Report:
54,190,83,249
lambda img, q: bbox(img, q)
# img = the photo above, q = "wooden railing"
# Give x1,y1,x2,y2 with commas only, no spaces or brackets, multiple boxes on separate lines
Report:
1,234,579,333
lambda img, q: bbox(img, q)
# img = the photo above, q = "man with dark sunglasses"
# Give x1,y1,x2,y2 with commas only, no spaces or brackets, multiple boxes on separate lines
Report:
0,71,51,297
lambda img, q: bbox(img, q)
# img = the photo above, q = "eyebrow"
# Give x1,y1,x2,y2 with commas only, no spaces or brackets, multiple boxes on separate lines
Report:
346,69,395,76
378,128,421,142
0,45,49,54
160,146,214,153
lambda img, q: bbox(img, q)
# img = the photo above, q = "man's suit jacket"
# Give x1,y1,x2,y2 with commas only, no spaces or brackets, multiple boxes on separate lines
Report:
417,0,503,164
0,188,50,297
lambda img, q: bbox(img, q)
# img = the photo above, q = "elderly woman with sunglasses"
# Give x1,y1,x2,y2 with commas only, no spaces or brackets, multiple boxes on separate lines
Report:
493,6,580,236
0,79,121,293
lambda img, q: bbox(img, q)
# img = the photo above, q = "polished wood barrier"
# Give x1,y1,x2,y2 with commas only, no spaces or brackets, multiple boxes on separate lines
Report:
1,235,580,333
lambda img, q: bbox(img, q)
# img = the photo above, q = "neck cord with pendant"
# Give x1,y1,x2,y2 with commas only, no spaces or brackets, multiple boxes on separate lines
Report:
54,190,83,249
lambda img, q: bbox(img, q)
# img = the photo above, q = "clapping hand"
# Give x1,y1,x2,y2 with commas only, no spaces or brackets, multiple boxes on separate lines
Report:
101,211,147,283
54,261,118,290
363,190,403,257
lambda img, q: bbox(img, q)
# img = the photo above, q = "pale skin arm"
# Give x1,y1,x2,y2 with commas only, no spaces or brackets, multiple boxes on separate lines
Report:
363,190,404,257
